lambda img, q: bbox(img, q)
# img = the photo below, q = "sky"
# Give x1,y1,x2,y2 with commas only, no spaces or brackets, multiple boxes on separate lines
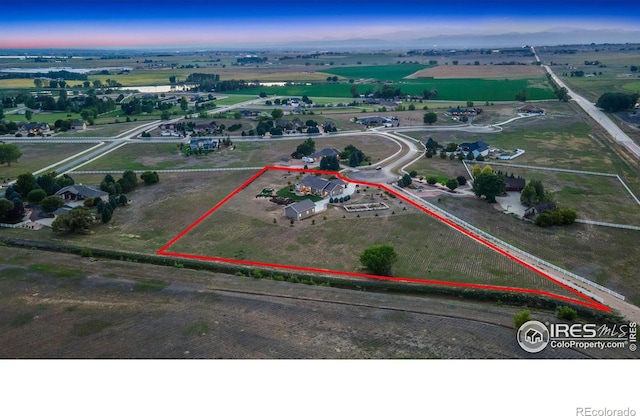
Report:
1,0,639,49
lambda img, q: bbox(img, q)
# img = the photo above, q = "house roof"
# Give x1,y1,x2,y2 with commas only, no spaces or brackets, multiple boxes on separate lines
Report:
300,175,330,190
505,177,526,189
309,148,340,159
459,141,489,152
55,185,108,199
324,179,346,193
286,199,315,213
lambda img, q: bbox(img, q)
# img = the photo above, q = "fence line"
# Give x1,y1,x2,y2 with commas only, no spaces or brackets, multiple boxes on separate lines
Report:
465,160,618,177
576,219,640,231
70,167,265,175
0,220,30,229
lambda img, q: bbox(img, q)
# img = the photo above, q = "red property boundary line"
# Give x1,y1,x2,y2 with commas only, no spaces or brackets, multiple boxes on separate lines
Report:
157,166,610,313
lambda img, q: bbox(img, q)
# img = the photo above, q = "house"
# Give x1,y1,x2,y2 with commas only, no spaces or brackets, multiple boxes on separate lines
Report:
309,148,340,162
239,109,260,118
284,199,316,221
296,176,346,198
524,202,557,219
189,138,218,151
358,116,399,128
20,122,51,136
445,107,482,118
70,121,87,130
55,184,109,203
505,177,526,192
458,141,490,158
518,104,545,115
321,121,337,133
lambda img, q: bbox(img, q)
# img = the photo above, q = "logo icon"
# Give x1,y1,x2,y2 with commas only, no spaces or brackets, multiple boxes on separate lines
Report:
517,320,549,353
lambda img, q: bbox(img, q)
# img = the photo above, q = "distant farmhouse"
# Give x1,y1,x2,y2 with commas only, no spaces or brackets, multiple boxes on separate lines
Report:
55,184,109,203
357,116,399,128
296,175,346,198
189,138,218,151
20,122,51,136
308,148,340,162
284,199,316,221
445,107,482,118
458,141,490,158
518,104,545,115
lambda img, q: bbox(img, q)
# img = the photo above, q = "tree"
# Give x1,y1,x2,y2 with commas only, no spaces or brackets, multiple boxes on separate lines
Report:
33,79,43,88
426,176,437,185
15,173,35,197
169,75,177,84
40,195,64,213
0,198,14,222
398,173,412,187
360,244,398,276
271,108,284,119
446,178,459,191
423,112,437,125
409,170,418,178
36,172,57,195
140,171,159,185
292,138,315,158
472,172,506,203
122,170,138,190
180,96,188,112
0,143,22,167
25,110,33,121
52,206,94,234
515,88,527,101
596,92,639,113
101,206,113,223
320,155,340,171
456,176,467,186
27,189,47,205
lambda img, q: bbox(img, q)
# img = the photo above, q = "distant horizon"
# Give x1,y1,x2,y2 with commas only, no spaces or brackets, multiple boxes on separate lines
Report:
2,0,639,49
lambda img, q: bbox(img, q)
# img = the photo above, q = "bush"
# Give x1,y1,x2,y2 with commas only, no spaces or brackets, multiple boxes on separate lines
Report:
27,189,47,205
456,175,467,186
80,247,93,257
514,309,531,329
426,177,438,185
557,306,578,321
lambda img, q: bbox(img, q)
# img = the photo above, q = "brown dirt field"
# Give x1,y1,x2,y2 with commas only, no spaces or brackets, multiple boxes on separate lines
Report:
2,246,630,358
408,65,546,79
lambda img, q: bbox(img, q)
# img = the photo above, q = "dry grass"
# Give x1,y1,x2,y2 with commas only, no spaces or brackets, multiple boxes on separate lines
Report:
166,169,582,300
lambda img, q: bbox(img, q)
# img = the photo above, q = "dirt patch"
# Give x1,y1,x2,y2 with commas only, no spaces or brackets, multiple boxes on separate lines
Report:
408,65,546,79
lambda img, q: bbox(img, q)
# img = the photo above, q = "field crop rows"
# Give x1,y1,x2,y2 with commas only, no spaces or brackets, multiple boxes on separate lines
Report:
161,167,599,308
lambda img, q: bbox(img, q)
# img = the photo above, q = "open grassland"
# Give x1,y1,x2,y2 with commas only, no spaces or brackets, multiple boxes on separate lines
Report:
434,194,640,306
1,171,259,255
166,170,581,301
0,143,96,179
80,135,399,171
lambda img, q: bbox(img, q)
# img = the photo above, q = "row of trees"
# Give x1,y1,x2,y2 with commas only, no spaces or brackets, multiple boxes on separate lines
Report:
596,92,639,113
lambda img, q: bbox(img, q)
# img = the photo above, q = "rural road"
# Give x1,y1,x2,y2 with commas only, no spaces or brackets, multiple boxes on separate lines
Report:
533,46,640,160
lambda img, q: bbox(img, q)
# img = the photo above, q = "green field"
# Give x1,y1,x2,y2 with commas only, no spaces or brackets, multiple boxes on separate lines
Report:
231,78,556,101
0,143,97,179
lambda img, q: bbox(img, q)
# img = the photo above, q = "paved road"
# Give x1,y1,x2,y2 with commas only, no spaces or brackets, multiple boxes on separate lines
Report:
533,47,640,160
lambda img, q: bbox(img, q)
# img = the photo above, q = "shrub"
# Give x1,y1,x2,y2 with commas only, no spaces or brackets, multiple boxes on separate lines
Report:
514,309,531,329
557,306,578,321
80,247,93,257
426,177,438,185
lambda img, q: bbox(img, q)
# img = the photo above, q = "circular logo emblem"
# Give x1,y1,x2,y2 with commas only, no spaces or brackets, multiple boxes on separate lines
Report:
517,320,550,353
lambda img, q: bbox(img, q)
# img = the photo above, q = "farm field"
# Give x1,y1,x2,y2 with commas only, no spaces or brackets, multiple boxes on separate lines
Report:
163,169,586,304
320,64,429,81
230,78,556,101
408,65,546,79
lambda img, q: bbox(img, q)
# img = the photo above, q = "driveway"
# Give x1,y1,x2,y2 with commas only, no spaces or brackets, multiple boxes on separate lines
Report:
495,192,526,217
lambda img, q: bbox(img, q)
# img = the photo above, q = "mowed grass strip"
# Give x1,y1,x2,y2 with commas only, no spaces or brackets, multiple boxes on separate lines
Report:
168,170,580,300
0,143,96,178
